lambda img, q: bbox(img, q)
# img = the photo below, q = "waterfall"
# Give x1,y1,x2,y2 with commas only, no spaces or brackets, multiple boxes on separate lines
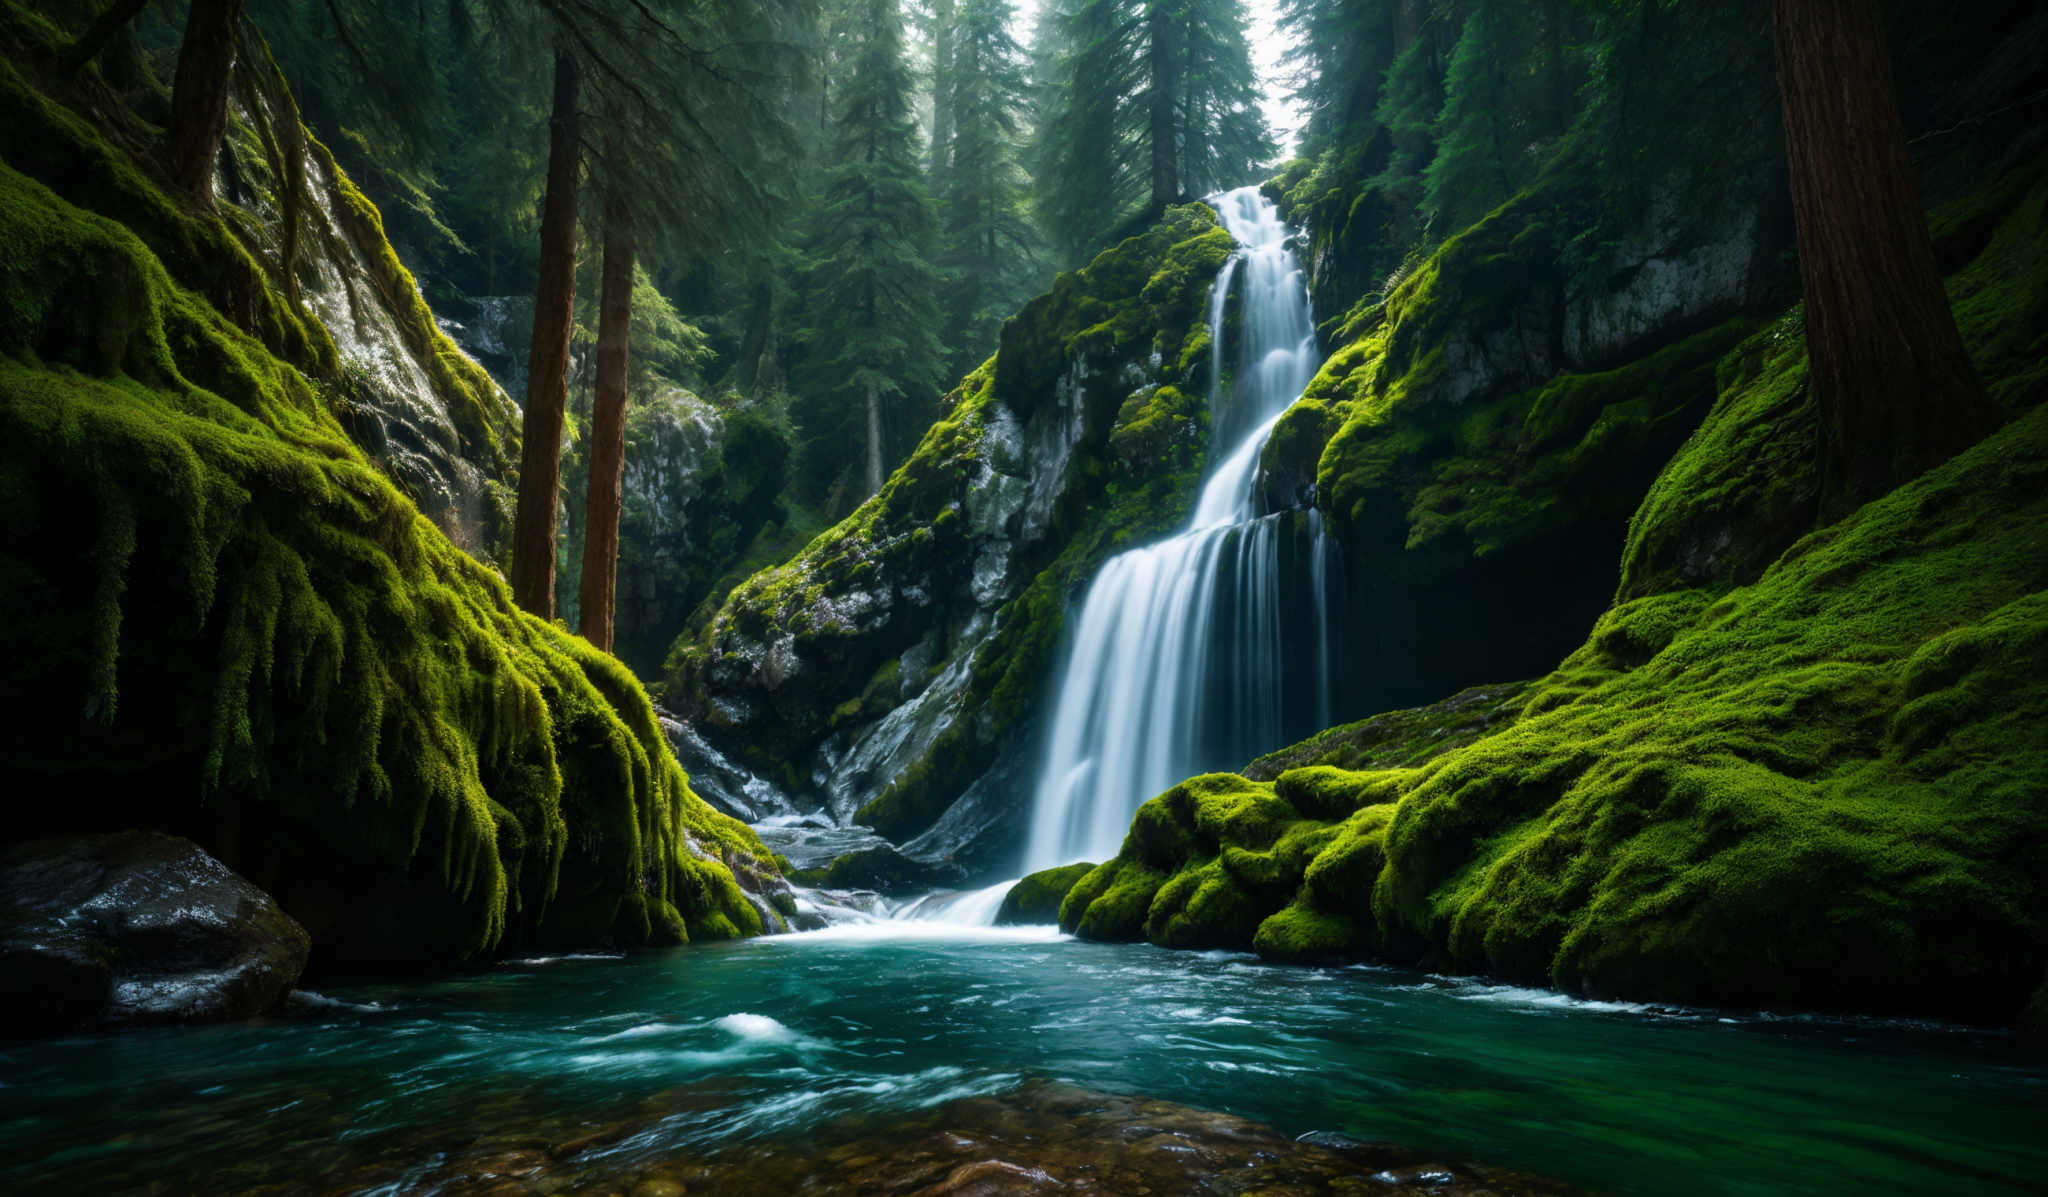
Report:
1021,187,1336,872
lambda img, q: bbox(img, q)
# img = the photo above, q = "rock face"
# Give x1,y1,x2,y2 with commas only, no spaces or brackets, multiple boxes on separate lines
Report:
1271,177,1785,722
223,100,520,559
665,206,1235,869
0,32,781,974
1058,160,2048,1025
0,832,309,1033
555,388,790,678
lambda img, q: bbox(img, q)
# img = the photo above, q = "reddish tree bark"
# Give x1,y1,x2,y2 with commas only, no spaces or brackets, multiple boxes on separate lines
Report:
578,184,635,652
167,0,244,206
510,51,583,618
1771,0,1998,519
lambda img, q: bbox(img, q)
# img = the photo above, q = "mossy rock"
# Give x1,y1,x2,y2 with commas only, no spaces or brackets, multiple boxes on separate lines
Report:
994,862,1094,925
0,54,773,971
671,205,1234,848
1063,159,2048,1026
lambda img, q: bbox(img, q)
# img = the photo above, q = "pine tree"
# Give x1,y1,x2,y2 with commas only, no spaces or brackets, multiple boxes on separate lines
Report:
1032,0,1141,261
512,0,811,625
794,0,944,497
1421,3,1522,233
934,0,1042,376
1175,0,1274,197
1031,0,1272,260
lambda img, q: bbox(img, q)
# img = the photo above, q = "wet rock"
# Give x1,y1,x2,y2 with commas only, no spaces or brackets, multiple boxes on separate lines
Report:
0,831,310,1034
791,844,962,897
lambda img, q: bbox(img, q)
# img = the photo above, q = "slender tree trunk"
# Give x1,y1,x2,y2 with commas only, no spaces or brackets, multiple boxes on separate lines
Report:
167,0,244,207
1393,0,1423,55
63,0,148,76
578,185,635,653
1771,0,1998,519
864,381,884,496
1545,0,1570,137
510,51,582,618
930,0,956,185
1147,0,1180,210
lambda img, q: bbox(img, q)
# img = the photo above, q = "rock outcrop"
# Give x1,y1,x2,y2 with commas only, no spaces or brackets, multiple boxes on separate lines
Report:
0,831,309,1033
665,206,1235,870
1059,158,2048,1025
0,18,781,973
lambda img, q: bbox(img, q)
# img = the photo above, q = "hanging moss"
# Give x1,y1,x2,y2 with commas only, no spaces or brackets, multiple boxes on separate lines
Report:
1061,160,2048,1026
0,144,768,969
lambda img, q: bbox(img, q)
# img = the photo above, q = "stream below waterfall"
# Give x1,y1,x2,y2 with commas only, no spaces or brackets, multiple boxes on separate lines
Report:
3,928,2043,1195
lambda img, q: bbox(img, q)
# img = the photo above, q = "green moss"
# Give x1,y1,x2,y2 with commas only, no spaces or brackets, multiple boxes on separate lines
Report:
0,121,768,968
1062,162,2048,1025
994,862,1095,925
704,209,1231,842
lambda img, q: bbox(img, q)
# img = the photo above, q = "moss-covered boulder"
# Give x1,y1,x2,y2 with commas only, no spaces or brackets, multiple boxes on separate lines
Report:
0,22,776,972
664,207,1234,861
1063,160,2048,1026
993,862,1094,925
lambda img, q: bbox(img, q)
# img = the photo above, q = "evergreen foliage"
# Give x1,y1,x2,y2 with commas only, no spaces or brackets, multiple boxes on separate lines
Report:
932,0,1041,380
1030,0,1274,259
790,0,943,497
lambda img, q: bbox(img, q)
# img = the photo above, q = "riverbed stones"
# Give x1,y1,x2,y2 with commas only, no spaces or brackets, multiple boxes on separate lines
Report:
0,831,310,1033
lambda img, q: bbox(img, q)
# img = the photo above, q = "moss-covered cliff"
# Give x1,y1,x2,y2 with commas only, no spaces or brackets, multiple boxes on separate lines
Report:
0,11,777,971
664,206,1234,863
1060,158,2048,1026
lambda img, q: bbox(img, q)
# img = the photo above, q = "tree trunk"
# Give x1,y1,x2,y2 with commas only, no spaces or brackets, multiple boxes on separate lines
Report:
865,381,884,496
930,0,956,185
63,0,148,76
509,51,582,619
578,185,635,653
1147,0,1179,210
167,0,244,207
1393,0,1423,55
1771,0,1997,519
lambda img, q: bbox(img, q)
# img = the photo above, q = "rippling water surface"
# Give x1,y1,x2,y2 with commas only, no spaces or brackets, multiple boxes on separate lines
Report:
2,926,2043,1194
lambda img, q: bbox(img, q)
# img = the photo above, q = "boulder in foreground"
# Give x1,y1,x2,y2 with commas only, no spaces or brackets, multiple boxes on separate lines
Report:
0,831,310,1034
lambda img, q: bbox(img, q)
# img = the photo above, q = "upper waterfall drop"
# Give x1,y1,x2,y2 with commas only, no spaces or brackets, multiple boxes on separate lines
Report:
1021,186,1336,872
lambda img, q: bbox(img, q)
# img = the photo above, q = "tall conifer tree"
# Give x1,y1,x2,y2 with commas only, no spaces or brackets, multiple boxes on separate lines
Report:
794,0,944,496
934,0,1041,376
1030,0,1272,260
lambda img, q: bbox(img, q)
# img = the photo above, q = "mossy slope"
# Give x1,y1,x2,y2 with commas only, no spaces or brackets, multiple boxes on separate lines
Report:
1260,158,1784,718
666,207,1233,850
0,33,771,969
1063,164,2048,1025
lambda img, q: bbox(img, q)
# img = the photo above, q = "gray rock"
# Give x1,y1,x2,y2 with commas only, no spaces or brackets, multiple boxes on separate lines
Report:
0,832,310,1034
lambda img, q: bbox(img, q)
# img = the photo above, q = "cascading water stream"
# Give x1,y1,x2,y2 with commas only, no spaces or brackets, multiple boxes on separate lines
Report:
1022,186,1336,873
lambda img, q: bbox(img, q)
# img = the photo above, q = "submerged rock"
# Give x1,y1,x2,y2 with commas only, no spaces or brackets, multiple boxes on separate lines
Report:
0,832,310,1034
202,1078,1582,1195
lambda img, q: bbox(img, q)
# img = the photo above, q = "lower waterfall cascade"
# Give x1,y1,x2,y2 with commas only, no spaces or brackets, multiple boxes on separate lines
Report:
1021,186,1339,872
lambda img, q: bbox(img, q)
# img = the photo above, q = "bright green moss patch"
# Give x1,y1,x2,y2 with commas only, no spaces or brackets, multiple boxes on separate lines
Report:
1064,163,2048,1023
0,151,768,970
994,862,1096,925
1069,399,2048,1020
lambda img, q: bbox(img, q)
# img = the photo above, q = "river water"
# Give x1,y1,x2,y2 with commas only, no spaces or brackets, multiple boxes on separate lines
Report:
3,926,2042,1194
